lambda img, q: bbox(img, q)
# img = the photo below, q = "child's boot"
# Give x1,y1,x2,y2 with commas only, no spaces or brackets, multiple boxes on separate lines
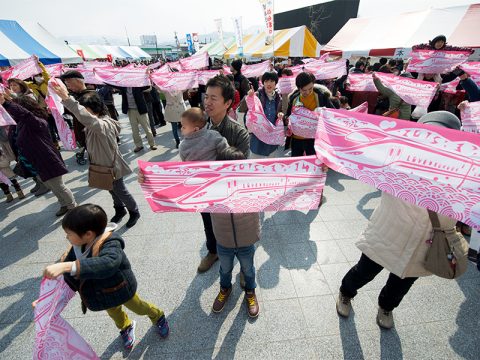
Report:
16,190,25,199
245,289,259,318
5,193,13,203
212,287,232,313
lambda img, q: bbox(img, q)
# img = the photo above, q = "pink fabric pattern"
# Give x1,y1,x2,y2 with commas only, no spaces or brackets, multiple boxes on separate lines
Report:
46,80,77,150
139,156,326,213
72,68,104,85
277,76,296,95
375,72,438,108
314,108,480,229
151,71,199,92
407,49,471,74
288,106,319,139
0,55,42,81
347,73,378,92
460,101,480,133
350,102,369,113
94,68,151,87
0,170,12,186
33,277,99,360
245,94,285,145
0,104,16,126
45,64,64,77
179,52,209,70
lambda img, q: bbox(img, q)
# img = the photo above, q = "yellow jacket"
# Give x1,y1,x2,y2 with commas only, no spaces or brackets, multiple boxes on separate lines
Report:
27,61,50,105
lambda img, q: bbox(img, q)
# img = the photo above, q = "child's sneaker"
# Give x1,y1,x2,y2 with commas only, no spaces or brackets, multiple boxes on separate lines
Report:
156,315,169,338
212,287,232,313
120,320,136,350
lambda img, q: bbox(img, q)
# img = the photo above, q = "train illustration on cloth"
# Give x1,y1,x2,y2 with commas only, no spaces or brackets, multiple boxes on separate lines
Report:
144,159,325,212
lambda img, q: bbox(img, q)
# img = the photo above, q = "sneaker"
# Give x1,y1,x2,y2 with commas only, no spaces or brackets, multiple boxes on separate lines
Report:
212,287,232,313
197,253,218,273
133,146,144,153
376,307,394,329
336,292,352,317
125,210,141,228
5,193,14,203
55,206,69,217
156,315,169,338
120,320,136,350
245,290,259,318
150,145,158,150
16,190,25,199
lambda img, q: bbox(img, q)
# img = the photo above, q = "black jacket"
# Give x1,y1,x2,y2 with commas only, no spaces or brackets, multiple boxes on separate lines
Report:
62,233,137,312
208,115,250,158
119,86,149,115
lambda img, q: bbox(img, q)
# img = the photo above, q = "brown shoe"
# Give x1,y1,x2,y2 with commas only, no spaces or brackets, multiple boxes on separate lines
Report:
150,145,158,150
197,253,218,273
16,190,25,199
5,193,14,203
245,290,259,318
133,146,144,153
212,287,232,313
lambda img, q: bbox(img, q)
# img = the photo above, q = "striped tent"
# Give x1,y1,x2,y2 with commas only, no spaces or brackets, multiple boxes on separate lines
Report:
224,25,321,59
120,46,151,59
322,3,480,58
198,38,236,57
69,44,104,60
0,19,81,66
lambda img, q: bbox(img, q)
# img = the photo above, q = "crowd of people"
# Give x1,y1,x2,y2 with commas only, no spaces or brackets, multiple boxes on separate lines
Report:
1,34,479,351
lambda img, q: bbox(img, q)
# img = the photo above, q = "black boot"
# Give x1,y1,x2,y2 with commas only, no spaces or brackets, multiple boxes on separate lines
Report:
110,206,127,223
126,210,141,228
175,139,180,149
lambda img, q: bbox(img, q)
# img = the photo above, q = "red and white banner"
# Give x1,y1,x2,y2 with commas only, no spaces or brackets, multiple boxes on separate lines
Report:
314,108,480,229
350,101,369,113
45,64,64,77
198,70,222,85
375,72,438,109
277,76,296,95
259,0,274,45
407,49,471,74
151,71,199,92
289,106,319,139
179,52,209,70
347,73,378,92
245,94,285,145
46,80,76,151
460,101,480,133
147,61,163,70
139,156,326,213
94,68,151,87
0,104,16,126
81,61,112,69
0,55,42,81
33,277,99,360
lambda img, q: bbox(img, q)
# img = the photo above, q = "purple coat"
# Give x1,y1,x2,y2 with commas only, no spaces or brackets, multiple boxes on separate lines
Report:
4,101,68,182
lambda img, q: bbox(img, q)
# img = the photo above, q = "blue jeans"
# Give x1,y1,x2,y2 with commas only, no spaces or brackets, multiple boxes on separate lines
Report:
171,122,180,142
217,244,256,290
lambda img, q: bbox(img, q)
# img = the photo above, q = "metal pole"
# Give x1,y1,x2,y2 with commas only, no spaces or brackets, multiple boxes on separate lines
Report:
124,25,131,46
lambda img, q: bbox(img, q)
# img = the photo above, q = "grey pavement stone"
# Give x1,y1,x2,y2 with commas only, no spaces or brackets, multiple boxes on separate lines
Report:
1,100,479,359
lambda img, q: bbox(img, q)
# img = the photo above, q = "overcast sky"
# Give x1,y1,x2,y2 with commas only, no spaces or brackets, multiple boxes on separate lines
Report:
2,0,478,43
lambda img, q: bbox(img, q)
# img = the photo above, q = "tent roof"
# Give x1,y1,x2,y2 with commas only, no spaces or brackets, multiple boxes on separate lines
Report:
120,46,151,59
198,38,236,57
69,44,104,60
0,19,81,66
322,3,480,58
224,25,321,59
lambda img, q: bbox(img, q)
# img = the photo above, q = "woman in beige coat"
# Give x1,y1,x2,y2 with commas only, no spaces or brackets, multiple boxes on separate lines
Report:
51,82,140,228
163,90,187,149
336,111,463,329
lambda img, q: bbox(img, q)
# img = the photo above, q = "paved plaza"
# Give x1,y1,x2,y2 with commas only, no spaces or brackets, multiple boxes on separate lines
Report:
1,104,479,359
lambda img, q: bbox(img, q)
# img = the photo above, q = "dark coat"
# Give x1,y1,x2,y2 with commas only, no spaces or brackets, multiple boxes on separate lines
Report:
119,86,149,115
62,233,137,312
3,101,68,182
208,115,250,158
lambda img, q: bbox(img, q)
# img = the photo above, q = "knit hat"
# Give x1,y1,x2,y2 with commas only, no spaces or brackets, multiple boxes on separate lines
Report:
60,70,84,80
418,111,461,130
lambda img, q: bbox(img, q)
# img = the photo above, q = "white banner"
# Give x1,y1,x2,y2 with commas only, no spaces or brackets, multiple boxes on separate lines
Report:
232,17,244,56
214,19,225,48
259,0,274,45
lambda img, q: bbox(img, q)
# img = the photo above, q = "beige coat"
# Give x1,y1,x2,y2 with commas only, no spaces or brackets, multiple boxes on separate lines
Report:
163,91,187,123
356,193,457,279
62,97,132,180
211,213,260,248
